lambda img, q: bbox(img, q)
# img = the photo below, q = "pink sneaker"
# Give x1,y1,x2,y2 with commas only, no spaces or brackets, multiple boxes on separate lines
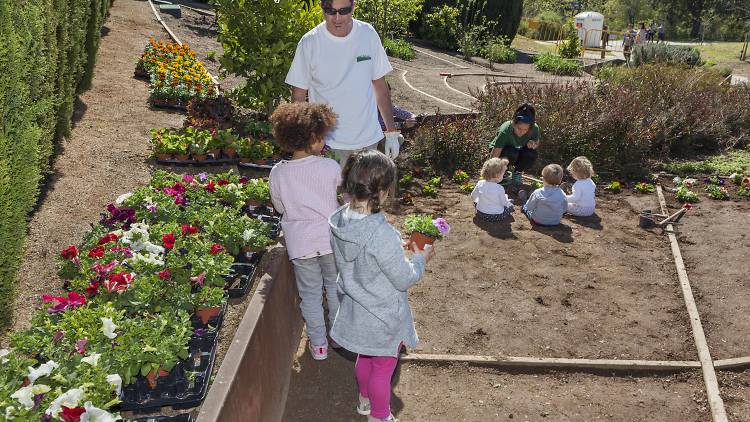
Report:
309,342,328,360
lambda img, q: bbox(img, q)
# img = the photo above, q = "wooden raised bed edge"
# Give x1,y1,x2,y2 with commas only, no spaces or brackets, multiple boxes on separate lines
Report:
197,245,303,422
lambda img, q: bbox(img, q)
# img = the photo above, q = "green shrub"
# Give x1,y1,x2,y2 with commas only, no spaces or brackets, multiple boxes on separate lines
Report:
410,117,486,175
421,5,460,50
533,52,582,76
213,0,320,112
384,38,416,60
474,65,750,179
484,39,516,63
631,43,701,67
558,32,581,59
354,0,423,37
0,0,113,330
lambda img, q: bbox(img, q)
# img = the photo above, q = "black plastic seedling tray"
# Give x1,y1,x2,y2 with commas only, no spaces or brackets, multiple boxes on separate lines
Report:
119,332,218,413
224,262,258,298
130,413,194,422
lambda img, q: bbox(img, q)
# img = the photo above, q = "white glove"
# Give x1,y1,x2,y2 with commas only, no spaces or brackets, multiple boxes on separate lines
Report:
384,131,403,159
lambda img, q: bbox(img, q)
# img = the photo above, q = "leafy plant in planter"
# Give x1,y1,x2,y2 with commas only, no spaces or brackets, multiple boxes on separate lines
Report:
242,224,273,253
189,138,209,161
633,182,655,194
244,179,271,206
250,139,274,163
403,214,450,250
452,169,469,184
237,137,253,163
192,286,227,325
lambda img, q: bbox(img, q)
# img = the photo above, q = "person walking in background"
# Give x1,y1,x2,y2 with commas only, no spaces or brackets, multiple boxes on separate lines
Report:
658,23,666,43
635,23,648,45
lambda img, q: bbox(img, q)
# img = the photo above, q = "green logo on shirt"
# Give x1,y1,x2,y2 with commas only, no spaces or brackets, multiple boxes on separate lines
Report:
356,55,371,62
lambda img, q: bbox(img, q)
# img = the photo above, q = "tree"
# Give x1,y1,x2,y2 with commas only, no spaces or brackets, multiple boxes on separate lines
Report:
213,0,320,112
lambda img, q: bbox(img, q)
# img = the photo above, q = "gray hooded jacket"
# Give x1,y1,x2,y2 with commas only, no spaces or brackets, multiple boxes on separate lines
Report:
329,205,426,357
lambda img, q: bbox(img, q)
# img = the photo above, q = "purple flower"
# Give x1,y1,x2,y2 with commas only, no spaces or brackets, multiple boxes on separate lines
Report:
719,179,725,186
53,330,64,344
41,414,52,422
33,393,46,408
194,328,206,337
182,174,195,183
432,218,450,237
198,172,209,182
146,203,157,213
174,194,187,206
75,338,88,354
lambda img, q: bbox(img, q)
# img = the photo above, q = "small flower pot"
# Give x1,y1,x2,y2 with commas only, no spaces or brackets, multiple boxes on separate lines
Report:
253,159,267,165
174,154,190,161
272,154,281,161
156,153,173,161
195,306,221,325
209,148,222,158
224,148,237,158
246,198,261,207
193,154,208,162
145,367,171,389
239,157,251,164
409,232,435,250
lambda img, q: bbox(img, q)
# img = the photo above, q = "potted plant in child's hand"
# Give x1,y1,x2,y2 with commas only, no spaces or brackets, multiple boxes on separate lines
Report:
403,214,450,250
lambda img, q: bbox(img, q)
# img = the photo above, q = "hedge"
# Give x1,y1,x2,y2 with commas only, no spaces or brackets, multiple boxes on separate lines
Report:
0,0,113,329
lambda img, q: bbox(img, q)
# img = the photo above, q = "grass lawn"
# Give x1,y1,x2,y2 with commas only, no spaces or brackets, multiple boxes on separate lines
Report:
511,35,557,54
665,148,750,175
693,42,746,64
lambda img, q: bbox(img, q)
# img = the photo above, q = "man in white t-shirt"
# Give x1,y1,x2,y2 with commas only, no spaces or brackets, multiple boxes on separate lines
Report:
285,0,403,165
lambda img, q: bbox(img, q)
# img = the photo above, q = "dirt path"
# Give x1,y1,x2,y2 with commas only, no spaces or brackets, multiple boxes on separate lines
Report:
3,0,184,337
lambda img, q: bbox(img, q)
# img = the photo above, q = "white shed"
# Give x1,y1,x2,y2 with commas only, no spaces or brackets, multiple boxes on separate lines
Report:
574,11,605,48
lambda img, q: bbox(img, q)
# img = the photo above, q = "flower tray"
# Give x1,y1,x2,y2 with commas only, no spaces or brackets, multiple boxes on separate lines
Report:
190,301,227,331
224,262,258,298
151,99,189,111
256,215,281,239
156,157,239,166
243,204,276,218
237,160,277,170
119,331,219,413
131,414,194,422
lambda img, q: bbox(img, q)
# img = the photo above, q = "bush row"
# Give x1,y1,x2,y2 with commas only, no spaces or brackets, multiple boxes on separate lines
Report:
408,65,750,180
0,0,113,329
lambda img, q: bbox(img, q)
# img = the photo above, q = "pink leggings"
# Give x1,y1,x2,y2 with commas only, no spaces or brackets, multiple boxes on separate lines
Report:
355,354,399,419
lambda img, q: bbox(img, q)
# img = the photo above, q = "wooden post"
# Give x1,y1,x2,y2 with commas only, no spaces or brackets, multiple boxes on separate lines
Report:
601,25,608,59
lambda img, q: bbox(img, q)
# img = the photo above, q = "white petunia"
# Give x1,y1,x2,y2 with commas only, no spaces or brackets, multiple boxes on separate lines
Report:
10,386,34,409
0,348,10,364
242,228,256,243
5,405,15,420
27,361,59,383
101,317,117,339
81,353,101,367
106,374,122,396
80,401,120,422
46,388,84,418
130,252,164,267
115,193,133,205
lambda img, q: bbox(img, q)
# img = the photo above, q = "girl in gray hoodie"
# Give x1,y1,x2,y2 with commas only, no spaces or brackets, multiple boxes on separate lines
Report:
329,150,434,422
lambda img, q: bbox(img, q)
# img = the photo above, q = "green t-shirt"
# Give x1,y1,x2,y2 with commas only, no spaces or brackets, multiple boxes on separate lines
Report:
488,120,541,150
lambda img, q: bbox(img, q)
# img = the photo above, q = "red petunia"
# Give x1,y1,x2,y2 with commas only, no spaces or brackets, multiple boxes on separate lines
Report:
158,268,172,279
210,244,224,255
204,180,216,192
97,233,119,245
85,282,101,297
104,271,133,294
683,203,694,210
239,176,249,185
60,406,86,422
88,246,105,258
181,224,198,236
217,179,230,186
162,233,176,249
61,245,78,260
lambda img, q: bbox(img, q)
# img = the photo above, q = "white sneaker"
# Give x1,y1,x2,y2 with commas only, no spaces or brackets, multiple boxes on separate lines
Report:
356,394,371,416
308,342,328,360
367,415,398,422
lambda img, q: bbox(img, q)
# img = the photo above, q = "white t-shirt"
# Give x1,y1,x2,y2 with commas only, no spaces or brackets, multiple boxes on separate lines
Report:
470,180,512,214
565,178,596,209
286,20,393,150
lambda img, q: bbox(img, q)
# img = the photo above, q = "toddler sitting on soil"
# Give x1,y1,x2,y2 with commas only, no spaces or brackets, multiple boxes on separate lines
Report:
520,164,567,226
565,156,597,217
471,158,514,221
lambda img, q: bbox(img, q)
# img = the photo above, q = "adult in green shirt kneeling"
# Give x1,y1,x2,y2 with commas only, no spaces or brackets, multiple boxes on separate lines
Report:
488,103,540,189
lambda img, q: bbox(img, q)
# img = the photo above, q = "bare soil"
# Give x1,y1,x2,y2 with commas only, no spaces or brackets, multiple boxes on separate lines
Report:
284,347,711,422
661,186,750,359
383,186,695,360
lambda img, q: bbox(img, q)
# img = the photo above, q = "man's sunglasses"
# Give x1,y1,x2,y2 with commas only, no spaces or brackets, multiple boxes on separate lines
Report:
322,6,353,15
